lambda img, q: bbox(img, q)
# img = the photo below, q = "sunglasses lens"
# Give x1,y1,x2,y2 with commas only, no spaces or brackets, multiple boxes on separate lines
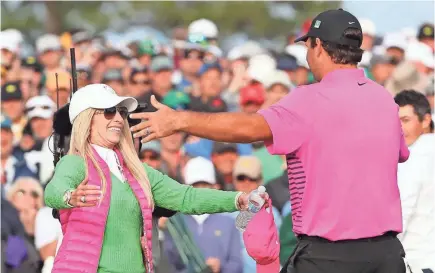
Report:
118,107,128,119
104,107,117,119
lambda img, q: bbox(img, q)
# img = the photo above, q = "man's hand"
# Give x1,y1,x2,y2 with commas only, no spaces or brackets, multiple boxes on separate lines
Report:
206,257,221,273
129,95,178,143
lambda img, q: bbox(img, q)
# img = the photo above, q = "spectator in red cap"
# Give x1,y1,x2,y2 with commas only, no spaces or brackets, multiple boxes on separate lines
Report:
239,84,265,114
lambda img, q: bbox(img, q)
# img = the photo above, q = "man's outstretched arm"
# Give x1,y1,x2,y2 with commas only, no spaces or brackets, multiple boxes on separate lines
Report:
177,111,272,143
129,95,272,144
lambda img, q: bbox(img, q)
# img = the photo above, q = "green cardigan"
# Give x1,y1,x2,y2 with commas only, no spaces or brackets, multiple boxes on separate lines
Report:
44,155,239,273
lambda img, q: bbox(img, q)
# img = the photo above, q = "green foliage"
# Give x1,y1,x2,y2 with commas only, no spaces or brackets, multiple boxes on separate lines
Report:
1,1,341,38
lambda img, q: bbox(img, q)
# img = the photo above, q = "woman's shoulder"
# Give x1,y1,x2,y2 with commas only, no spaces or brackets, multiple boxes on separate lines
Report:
56,154,86,170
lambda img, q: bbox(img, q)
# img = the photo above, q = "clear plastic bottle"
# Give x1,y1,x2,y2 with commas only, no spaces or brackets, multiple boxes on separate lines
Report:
235,186,266,232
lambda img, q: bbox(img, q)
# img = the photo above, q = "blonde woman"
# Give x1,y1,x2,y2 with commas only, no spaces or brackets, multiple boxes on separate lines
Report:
44,84,259,273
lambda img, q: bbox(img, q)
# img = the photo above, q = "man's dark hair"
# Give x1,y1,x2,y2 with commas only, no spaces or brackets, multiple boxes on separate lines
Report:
309,28,364,65
395,89,433,130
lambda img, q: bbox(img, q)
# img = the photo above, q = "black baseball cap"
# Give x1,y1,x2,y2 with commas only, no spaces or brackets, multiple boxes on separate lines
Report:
295,9,362,47
417,23,434,40
1,81,22,101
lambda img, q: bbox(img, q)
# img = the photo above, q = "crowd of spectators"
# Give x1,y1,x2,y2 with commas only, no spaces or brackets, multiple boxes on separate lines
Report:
1,15,434,273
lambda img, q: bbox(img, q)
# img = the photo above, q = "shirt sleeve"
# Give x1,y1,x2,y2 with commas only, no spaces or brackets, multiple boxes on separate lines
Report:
44,155,86,209
34,207,62,249
145,164,239,214
257,87,312,155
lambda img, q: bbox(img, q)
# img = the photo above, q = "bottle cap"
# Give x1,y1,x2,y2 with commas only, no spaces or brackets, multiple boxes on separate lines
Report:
258,186,266,193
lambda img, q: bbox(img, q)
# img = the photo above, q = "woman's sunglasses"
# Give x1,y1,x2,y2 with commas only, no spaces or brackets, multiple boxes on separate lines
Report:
17,189,39,198
236,175,260,182
96,106,129,120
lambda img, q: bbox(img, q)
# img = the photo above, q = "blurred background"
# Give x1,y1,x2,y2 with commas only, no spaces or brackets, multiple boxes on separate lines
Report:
1,1,434,273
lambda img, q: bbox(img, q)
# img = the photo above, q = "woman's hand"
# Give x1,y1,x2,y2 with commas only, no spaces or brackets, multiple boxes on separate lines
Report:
69,178,102,207
237,191,270,211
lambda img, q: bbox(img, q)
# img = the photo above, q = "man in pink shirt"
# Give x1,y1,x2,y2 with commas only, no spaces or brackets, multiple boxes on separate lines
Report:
131,9,410,273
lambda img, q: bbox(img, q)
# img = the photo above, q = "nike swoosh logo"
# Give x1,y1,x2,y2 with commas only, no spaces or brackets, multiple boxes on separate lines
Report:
349,22,355,24
358,82,366,86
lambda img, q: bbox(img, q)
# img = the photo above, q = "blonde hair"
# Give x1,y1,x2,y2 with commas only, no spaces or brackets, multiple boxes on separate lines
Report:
69,108,154,209
6,176,44,209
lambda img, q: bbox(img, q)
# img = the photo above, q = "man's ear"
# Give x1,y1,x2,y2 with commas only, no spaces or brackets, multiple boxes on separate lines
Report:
315,38,323,59
422,113,432,131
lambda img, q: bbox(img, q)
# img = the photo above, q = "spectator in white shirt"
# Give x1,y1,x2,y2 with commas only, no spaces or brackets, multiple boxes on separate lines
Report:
395,90,435,272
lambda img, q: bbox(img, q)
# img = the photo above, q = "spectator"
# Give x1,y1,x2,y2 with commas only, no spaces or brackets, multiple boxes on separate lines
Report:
382,33,408,63
1,196,41,273
276,54,298,87
137,40,155,67
285,44,310,86
20,56,43,100
1,82,27,143
177,37,206,93
211,142,239,191
139,140,163,170
359,18,376,51
1,115,37,192
101,48,130,71
370,54,398,86
6,177,44,239
227,156,282,273
44,70,71,108
395,90,435,272
164,157,243,273
36,34,63,73
23,95,56,185
160,132,185,181
265,171,290,213
384,61,431,96
76,64,92,88
145,55,175,111
238,84,265,114
25,95,55,142
417,23,434,52
34,206,62,273
190,62,227,113
102,69,125,95
188,18,219,46
406,41,434,75
263,70,292,107
129,66,152,99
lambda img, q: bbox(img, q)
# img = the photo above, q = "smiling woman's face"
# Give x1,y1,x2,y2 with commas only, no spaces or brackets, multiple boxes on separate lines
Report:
89,107,126,149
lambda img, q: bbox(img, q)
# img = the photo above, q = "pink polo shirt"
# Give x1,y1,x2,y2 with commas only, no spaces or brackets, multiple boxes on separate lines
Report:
258,69,410,241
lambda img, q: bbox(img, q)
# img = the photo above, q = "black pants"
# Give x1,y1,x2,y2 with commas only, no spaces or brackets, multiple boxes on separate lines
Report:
281,232,406,273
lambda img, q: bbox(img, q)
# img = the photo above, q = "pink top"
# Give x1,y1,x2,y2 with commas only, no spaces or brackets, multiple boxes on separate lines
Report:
258,68,409,241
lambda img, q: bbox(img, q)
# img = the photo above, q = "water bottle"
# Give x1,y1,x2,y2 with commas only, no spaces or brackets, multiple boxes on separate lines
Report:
235,186,266,232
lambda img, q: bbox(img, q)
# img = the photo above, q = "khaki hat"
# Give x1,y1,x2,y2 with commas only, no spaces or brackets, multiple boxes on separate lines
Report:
233,156,262,180
384,61,431,96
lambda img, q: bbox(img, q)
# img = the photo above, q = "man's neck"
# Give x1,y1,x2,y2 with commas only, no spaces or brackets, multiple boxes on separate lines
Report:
319,64,358,80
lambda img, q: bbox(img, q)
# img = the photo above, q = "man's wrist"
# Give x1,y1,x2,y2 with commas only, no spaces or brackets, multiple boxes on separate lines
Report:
176,111,189,131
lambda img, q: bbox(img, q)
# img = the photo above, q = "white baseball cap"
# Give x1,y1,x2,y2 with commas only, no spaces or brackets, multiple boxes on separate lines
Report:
68,84,138,124
26,95,56,120
247,54,277,83
382,33,408,51
188,18,218,39
36,34,61,54
406,41,435,69
285,44,309,69
264,70,292,89
184,157,216,185
0,31,19,53
359,18,376,37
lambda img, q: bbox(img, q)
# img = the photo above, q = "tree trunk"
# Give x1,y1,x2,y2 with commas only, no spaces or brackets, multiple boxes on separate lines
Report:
44,1,62,34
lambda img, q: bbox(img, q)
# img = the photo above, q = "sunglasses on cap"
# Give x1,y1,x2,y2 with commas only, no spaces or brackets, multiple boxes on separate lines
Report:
16,189,39,198
236,175,260,182
25,105,52,113
95,106,129,120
